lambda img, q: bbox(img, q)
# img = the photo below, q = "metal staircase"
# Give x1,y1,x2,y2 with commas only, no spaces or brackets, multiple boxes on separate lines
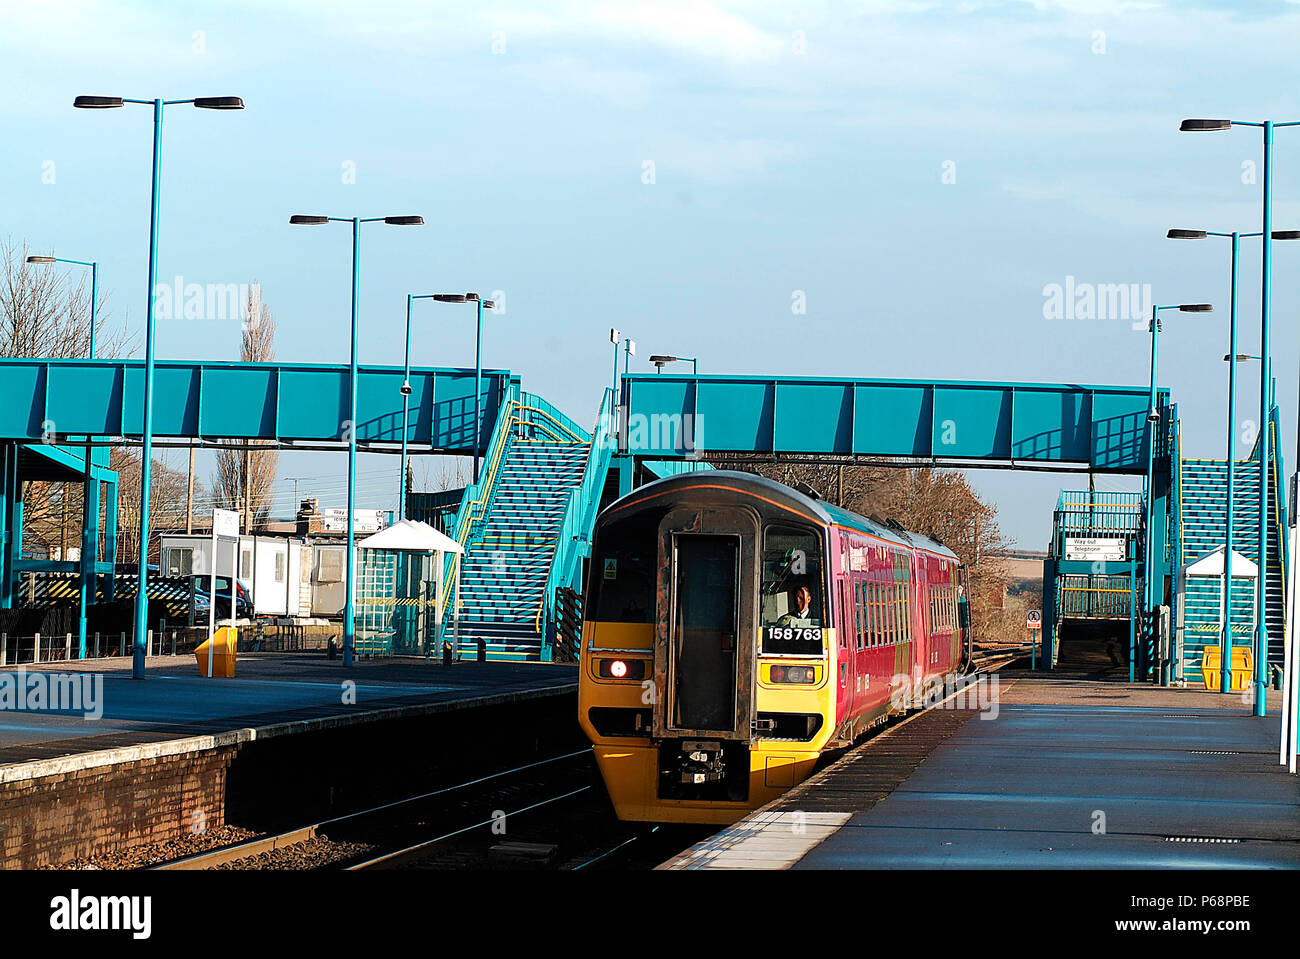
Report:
437,391,596,661
1177,411,1288,679
456,438,589,660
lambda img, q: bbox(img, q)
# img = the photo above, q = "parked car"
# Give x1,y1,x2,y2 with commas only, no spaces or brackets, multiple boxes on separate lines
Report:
189,575,254,620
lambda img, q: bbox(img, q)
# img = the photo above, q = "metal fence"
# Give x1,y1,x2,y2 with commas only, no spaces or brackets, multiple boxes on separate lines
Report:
1057,573,1135,619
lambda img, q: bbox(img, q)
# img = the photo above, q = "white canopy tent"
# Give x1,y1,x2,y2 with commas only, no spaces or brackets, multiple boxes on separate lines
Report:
355,520,464,658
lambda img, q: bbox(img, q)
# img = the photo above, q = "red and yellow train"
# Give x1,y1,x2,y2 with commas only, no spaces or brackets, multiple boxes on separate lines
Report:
578,470,971,824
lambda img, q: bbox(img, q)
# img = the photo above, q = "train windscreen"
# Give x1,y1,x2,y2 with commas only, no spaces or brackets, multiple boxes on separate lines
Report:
588,511,659,624
759,524,825,655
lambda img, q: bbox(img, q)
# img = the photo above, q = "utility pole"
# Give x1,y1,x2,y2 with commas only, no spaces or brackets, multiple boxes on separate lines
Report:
243,449,252,533
186,443,194,535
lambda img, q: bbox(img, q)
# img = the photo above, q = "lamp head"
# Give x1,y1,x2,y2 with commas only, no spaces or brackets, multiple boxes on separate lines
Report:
383,215,423,226
1167,229,1206,239
1178,303,1213,312
433,294,467,303
1180,118,1231,132
25,256,56,264
289,215,329,225
193,96,245,110
73,96,123,109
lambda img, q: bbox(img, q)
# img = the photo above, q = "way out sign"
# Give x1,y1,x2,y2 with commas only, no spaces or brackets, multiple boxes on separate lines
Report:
1026,609,1042,630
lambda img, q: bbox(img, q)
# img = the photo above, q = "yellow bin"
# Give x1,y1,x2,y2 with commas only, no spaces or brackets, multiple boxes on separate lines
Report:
1201,646,1253,691
195,627,238,678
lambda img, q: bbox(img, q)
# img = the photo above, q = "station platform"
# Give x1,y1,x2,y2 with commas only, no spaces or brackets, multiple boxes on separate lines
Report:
0,654,577,867
663,672,1300,870
0,653,576,769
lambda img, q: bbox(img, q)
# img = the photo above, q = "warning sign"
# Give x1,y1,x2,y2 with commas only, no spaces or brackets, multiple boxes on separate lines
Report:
1026,609,1042,630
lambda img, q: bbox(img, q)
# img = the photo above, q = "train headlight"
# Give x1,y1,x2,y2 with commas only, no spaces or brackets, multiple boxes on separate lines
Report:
598,658,646,680
769,665,816,684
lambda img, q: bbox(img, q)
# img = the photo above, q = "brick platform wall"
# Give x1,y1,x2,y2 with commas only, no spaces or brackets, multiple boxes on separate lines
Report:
0,744,239,869
0,691,581,869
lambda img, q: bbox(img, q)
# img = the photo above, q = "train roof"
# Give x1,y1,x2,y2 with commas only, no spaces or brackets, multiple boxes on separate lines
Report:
605,469,959,561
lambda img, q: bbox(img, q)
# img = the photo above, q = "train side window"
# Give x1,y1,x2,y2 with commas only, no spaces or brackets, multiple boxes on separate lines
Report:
868,582,877,647
899,581,907,643
861,581,869,649
851,581,859,648
868,582,876,647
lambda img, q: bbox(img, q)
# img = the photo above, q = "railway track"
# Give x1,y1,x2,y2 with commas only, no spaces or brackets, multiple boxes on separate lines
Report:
148,748,597,871
147,655,1019,871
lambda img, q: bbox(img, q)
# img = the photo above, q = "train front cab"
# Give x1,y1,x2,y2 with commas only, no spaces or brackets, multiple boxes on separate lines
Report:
579,482,838,825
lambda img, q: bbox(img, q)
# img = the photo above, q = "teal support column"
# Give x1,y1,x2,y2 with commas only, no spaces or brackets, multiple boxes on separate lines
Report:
1149,461,1172,682
1129,560,1137,682
78,464,100,658
2,448,20,610
104,478,118,601
0,446,10,611
1256,120,1274,717
1041,557,1056,670
614,454,635,497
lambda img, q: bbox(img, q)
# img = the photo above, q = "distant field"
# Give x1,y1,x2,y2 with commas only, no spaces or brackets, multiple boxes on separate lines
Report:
999,555,1045,584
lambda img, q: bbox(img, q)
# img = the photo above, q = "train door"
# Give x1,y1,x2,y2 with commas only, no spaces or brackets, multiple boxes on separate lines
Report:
652,506,758,743
672,535,739,729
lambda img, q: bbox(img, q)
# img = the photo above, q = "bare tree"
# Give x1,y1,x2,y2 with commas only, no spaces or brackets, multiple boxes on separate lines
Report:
212,284,278,531
1,237,150,561
0,236,127,359
712,457,1018,642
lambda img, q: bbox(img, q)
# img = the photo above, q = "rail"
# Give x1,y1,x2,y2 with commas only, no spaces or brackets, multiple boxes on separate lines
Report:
519,392,591,444
533,388,615,646
437,389,523,626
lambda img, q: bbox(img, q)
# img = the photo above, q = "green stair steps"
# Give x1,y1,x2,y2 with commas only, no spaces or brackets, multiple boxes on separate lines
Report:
454,439,590,661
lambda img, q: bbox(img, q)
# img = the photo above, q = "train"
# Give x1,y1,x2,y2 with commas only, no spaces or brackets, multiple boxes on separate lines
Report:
577,470,972,824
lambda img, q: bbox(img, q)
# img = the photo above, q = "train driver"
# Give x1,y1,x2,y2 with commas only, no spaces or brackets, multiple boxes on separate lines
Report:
777,585,818,627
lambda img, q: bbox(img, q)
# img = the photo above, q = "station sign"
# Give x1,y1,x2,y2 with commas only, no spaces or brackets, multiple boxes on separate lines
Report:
1063,536,1125,561
320,508,387,533
212,508,240,540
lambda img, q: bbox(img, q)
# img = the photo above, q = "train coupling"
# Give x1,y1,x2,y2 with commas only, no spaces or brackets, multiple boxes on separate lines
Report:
678,740,726,785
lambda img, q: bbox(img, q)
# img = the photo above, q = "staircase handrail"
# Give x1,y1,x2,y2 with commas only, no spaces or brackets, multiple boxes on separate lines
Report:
438,390,522,620
519,392,591,444
533,388,616,645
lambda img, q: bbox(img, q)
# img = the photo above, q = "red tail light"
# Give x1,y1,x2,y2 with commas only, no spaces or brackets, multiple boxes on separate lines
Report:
769,665,815,684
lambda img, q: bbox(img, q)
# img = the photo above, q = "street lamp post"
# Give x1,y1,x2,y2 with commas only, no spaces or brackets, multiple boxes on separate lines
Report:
26,254,99,659
75,94,244,679
398,293,440,519
648,354,699,375
290,214,424,667
609,329,621,396
1170,229,1300,694
623,337,636,386
1182,118,1300,717
1143,303,1213,685
431,294,496,484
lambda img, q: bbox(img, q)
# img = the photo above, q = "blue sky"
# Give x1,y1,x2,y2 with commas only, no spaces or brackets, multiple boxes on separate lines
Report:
5,0,1300,546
